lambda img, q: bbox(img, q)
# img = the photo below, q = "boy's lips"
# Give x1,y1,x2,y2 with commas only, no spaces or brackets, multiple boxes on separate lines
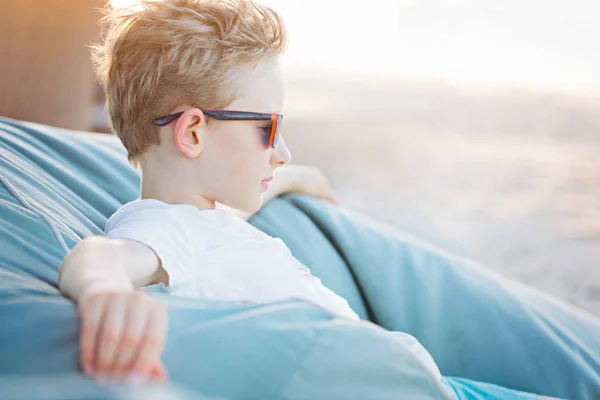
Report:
261,177,272,190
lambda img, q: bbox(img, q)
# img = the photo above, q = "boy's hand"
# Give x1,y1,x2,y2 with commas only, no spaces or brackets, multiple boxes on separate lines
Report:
277,165,339,204
78,289,167,383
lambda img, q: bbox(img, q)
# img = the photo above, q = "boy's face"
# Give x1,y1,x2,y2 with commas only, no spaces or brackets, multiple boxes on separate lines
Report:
194,58,291,213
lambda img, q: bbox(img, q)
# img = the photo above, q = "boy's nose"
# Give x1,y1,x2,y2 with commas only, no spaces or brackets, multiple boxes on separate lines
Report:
271,138,292,166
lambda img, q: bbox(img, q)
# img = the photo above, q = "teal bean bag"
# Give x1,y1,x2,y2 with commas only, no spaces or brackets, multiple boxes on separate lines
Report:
1,117,598,399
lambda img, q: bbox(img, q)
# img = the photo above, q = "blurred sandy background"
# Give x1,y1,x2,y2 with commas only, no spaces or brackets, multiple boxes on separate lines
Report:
283,72,600,317
3,0,600,316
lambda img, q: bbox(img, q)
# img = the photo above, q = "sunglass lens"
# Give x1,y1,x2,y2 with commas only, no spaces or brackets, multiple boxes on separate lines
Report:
272,115,283,148
272,128,280,148
260,123,273,147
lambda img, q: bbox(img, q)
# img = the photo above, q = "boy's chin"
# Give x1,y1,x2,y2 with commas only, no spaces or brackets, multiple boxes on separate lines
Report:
235,196,263,215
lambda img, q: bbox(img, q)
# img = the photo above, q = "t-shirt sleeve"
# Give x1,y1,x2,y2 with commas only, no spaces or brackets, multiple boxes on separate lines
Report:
104,203,196,295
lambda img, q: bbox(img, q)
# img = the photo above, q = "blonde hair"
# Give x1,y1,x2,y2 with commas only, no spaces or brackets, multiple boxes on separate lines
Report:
91,0,287,162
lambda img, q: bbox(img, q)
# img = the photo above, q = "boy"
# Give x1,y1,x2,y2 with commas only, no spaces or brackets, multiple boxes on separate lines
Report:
59,0,441,385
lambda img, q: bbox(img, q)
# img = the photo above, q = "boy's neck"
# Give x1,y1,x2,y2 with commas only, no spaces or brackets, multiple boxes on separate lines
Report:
140,168,216,210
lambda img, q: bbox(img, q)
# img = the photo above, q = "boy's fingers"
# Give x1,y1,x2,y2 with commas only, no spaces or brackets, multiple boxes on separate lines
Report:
130,303,167,379
316,191,338,204
112,294,150,375
95,295,126,375
79,295,108,375
151,360,168,382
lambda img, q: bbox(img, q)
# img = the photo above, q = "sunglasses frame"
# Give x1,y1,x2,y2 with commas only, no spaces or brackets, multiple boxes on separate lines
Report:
153,110,283,148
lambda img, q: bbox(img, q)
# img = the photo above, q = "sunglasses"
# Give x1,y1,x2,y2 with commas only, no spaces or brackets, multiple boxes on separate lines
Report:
153,110,283,148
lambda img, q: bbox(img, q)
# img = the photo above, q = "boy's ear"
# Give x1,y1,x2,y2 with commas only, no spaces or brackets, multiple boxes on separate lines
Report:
172,108,206,158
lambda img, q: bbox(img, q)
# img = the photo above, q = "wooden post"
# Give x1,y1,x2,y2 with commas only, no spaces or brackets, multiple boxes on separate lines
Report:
0,0,105,131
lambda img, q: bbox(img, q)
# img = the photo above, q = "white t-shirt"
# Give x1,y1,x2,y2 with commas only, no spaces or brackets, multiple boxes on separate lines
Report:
105,199,360,320
104,199,444,384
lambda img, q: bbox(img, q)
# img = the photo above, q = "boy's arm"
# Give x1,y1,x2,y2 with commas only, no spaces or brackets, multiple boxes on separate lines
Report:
59,236,168,381
59,236,167,301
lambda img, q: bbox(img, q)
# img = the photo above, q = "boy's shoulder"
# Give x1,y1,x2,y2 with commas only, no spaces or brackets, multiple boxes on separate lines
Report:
105,199,193,233
109,198,173,218
105,199,279,253
105,199,246,235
